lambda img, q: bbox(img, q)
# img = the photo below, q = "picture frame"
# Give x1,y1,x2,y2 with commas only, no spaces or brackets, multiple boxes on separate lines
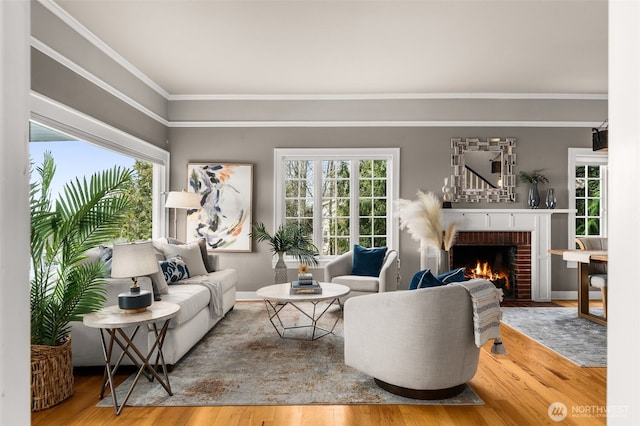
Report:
186,163,253,252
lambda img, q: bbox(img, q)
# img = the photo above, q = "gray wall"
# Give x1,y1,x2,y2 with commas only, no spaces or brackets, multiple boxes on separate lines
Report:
169,126,591,294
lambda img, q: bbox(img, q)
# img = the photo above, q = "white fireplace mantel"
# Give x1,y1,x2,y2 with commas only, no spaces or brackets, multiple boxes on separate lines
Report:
421,209,571,301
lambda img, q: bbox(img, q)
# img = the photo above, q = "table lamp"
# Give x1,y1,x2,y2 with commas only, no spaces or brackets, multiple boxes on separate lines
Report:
165,190,201,239
111,241,159,313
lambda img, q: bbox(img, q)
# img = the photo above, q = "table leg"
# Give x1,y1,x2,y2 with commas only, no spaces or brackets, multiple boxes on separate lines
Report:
577,261,607,326
98,319,174,415
262,298,343,340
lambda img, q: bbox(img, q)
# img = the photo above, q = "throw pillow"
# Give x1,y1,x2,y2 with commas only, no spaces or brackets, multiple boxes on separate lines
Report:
162,241,208,277
415,267,467,289
150,265,169,296
163,238,215,273
160,255,190,283
351,244,387,277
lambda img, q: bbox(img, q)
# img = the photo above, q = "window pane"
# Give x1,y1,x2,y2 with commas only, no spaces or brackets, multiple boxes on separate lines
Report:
575,179,586,197
588,166,600,178
576,218,586,236
360,180,372,197
359,237,372,247
359,160,373,178
587,199,600,216
359,217,372,235
374,237,387,247
576,199,585,216
359,199,372,216
336,180,349,197
575,166,585,178
285,200,298,217
373,218,387,235
587,218,600,235
373,179,386,197
373,199,387,216
587,180,600,198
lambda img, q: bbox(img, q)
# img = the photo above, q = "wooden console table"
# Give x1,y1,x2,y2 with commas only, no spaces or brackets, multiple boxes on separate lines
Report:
549,249,607,326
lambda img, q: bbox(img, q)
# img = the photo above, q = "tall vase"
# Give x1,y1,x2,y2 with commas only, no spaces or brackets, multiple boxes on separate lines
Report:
528,182,540,209
545,188,556,209
436,249,451,275
274,251,288,284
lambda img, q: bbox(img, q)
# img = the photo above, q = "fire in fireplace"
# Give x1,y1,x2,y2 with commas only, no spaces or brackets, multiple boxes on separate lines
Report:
451,245,517,299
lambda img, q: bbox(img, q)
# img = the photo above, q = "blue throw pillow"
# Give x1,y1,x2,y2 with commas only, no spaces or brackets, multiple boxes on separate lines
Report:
351,245,387,277
160,255,190,283
410,267,466,289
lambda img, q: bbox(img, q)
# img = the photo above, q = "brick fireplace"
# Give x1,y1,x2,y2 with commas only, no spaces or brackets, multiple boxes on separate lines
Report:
451,231,532,300
420,209,565,302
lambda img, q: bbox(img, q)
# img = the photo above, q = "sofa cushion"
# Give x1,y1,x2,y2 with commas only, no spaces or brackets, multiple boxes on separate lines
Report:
181,269,237,294
162,241,208,277
352,245,387,277
159,284,211,328
331,275,379,292
161,255,190,283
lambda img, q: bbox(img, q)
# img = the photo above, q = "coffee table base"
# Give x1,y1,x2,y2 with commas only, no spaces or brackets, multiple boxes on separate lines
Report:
262,298,343,340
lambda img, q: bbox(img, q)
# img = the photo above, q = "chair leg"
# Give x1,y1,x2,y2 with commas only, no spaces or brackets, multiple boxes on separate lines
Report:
601,287,607,319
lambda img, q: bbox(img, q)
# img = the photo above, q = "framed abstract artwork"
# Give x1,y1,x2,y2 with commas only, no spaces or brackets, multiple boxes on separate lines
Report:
186,163,253,252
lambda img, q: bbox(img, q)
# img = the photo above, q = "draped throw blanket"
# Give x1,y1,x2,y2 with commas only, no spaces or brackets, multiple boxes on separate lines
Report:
193,279,224,320
451,279,507,355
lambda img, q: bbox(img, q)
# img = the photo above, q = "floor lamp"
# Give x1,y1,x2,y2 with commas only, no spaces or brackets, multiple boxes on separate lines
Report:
164,191,201,239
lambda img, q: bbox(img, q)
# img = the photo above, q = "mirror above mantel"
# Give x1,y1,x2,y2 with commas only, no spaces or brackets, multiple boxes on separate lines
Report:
450,137,516,203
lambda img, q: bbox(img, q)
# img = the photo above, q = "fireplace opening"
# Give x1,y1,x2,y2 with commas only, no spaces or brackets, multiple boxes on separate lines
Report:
452,245,517,299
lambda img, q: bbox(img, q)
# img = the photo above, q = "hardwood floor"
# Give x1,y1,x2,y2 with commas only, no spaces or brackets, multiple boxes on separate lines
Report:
31,301,606,426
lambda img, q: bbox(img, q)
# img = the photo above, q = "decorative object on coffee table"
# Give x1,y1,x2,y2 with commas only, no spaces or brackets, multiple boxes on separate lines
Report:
250,222,319,284
111,241,159,313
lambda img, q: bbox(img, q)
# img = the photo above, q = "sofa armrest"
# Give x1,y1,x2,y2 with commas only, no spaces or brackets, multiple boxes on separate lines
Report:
324,251,353,282
378,250,399,292
206,253,219,271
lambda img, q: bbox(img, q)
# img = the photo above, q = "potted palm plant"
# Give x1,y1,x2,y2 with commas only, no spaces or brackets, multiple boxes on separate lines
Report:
30,152,132,411
250,221,319,283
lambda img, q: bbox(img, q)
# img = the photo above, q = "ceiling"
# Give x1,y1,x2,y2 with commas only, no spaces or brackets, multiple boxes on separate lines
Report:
54,0,608,97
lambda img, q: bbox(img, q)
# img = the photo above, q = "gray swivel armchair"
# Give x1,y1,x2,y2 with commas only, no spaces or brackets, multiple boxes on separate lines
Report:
324,249,399,298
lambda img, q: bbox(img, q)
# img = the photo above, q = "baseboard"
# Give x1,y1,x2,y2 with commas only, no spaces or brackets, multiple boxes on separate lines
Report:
551,290,602,300
236,291,259,301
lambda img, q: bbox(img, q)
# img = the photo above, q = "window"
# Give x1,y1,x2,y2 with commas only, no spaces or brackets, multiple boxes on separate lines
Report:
276,148,399,265
31,94,170,239
568,148,608,248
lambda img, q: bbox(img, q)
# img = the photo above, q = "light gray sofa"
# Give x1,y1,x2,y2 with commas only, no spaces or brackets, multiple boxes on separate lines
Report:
71,250,237,367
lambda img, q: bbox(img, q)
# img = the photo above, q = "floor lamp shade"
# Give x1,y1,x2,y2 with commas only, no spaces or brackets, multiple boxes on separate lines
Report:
111,241,158,313
165,191,201,209
165,191,201,239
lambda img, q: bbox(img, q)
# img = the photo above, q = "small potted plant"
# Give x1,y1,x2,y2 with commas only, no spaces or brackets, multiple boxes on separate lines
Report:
250,222,319,283
519,169,549,208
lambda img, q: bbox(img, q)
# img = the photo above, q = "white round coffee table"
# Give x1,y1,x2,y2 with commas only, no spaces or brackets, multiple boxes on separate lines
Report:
256,282,350,340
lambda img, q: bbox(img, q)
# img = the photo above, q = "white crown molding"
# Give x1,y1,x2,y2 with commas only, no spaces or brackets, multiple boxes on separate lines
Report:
169,93,608,102
31,37,170,127
168,120,602,128
37,0,170,99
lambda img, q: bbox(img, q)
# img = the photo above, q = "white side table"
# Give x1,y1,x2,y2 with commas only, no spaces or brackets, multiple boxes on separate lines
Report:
83,301,180,415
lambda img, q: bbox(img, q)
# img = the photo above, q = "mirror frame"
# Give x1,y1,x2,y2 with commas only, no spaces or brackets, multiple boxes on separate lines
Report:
450,137,517,203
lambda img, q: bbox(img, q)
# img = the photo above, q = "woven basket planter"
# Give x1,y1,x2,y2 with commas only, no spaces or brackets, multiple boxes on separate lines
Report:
31,336,74,411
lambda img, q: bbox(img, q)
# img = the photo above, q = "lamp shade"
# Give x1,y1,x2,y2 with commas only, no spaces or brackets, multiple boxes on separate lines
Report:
111,241,159,278
165,191,201,209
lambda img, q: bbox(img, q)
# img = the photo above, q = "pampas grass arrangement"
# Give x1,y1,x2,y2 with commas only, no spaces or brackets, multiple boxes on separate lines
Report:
397,190,457,252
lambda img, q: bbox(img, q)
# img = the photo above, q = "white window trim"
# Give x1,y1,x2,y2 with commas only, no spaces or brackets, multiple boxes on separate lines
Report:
30,92,170,239
274,147,400,267
567,147,608,267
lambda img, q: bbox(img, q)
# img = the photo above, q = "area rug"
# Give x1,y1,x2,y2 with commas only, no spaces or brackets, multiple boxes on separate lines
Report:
500,307,606,367
97,302,483,407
